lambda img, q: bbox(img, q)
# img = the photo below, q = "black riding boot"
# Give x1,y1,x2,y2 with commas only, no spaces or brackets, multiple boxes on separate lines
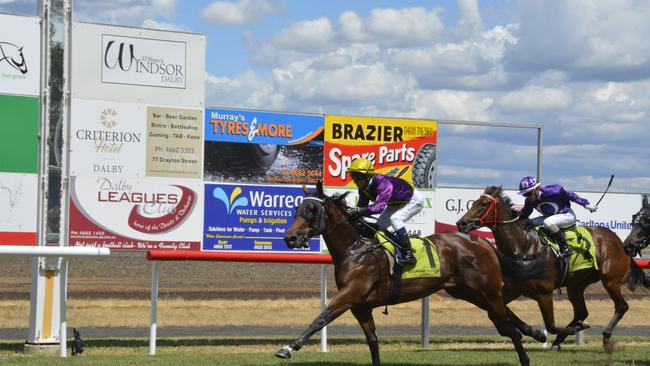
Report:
551,231,572,257
395,228,416,265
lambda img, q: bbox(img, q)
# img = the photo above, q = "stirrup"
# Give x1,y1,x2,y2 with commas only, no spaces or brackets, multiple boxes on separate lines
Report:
559,248,573,258
398,250,416,265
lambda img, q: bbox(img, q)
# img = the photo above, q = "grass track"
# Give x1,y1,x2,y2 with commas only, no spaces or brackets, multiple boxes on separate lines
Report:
1,336,650,365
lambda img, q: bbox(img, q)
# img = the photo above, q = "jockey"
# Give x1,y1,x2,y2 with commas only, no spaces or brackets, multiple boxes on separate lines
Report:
346,157,424,265
517,176,597,257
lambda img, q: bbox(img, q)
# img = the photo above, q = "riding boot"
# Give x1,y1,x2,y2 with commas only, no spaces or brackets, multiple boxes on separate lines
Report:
551,231,572,257
395,228,416,265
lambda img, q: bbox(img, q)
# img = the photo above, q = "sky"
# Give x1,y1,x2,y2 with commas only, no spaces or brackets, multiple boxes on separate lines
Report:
2,0,649,194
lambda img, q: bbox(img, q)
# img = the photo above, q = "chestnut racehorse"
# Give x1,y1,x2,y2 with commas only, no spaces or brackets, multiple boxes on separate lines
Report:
456,186,650,352
275,182,537,366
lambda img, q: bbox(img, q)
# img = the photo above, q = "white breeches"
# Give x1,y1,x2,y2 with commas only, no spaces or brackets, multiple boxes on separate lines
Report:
376,190,424,231
530,209,576,231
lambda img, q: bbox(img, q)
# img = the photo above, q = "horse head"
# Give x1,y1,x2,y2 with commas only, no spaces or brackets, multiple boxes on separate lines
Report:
623,195,650,256
284,181,327,249
456,185,514,233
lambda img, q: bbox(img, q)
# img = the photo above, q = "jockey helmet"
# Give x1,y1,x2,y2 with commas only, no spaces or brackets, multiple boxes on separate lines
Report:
518,176,540,196
347,158,375,176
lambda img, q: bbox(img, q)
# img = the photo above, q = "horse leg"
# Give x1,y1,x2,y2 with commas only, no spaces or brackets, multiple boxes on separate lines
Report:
275,290,354,359
536,293,580,337
601,279,629,354
550,283,590,351
505,307,547,343
351,306,380,366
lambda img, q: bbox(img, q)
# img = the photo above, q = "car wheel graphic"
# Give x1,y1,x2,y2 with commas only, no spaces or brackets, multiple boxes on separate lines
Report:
218,143,279,175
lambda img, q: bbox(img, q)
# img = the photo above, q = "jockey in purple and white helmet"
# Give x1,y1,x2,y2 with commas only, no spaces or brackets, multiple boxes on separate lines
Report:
517,176,597,257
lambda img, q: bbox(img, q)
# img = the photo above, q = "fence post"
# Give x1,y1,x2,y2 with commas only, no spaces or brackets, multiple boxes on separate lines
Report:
149,261,159,355
320,264,328,352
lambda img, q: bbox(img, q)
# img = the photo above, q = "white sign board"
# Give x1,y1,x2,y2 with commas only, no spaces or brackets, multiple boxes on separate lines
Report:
71,22,205,108
435,187,639,242
0,172,38,244
0,14,40,96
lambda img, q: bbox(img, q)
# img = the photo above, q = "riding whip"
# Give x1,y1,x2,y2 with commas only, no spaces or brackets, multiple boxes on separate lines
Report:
595,174,615,207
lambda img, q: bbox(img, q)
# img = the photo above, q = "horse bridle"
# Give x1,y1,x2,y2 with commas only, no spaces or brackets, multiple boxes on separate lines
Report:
477,193,520,226
627,207,650,256
295,197,327,242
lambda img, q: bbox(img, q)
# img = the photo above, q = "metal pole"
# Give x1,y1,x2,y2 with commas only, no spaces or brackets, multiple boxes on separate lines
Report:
58,258,68,357
149,261,159,355
320,264,328,352
576,330,584,345
421,296,430,349
536,126,543,182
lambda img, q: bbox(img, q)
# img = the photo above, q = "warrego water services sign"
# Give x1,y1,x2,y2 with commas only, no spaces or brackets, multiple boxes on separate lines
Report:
101,34,186,89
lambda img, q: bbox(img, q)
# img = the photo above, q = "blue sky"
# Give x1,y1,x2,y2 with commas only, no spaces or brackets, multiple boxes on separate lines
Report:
2,0,649,194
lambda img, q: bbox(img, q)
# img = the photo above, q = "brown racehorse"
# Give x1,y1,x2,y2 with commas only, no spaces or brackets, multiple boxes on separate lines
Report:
274,181,536,366
456,186,650,352
623,195,650,258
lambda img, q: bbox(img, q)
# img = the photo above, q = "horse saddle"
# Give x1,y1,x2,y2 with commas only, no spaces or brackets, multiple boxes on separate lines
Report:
537,226,599,272
375,232,441,279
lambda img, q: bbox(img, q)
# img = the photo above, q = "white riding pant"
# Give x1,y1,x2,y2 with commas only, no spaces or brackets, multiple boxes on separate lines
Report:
376,190,424,231
530,209,576,232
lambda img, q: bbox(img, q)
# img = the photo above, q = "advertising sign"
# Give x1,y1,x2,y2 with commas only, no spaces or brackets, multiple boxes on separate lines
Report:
203,183,320,253
68,176,202,250
204,108,324,185
435,187,639,241
70,99,203,179
0,14,40,96
0,95,39,174
324,115,437,189
71,22,205,108
0,172,38,245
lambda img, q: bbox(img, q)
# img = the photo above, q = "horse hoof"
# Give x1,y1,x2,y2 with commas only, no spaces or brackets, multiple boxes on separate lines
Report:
534,331,547,343
275,345,293,359
603,339,617,354
551,345,561,352
577,320,591,331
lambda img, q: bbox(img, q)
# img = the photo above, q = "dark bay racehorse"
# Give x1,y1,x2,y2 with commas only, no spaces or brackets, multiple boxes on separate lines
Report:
456,186,650,352
623,195,650,257
275,182,536,366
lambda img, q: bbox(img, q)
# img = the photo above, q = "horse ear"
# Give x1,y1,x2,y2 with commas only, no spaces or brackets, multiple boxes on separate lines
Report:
316,180,324,195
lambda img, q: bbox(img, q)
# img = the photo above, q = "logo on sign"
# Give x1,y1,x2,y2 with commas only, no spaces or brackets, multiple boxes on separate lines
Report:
0,41,28,74
102,35,186,88
212,186,248,215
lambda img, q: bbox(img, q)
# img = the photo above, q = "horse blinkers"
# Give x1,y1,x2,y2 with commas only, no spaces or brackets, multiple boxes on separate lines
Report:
284,197,326,249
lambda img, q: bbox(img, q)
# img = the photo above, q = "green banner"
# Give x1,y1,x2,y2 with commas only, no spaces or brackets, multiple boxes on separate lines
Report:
0,95,39,173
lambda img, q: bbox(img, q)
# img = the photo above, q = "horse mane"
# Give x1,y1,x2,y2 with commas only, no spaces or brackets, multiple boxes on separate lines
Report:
330,191,352,209
486,186,534,231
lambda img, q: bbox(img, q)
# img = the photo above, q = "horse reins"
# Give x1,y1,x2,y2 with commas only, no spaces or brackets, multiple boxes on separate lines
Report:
479,194,520,226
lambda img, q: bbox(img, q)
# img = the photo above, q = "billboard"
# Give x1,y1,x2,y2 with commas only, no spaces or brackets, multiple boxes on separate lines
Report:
68,176,202,250
204,108,324,185
203,183,320,253
0,14,40,96
71,22,205,108
324,115,437,189
435,187,639,242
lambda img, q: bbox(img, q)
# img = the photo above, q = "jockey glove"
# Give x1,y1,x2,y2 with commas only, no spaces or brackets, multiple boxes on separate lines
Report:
585,204,598,213
346,207,366,217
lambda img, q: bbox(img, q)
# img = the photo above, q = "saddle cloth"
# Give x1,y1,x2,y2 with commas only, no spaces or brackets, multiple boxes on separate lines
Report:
541,226,599,272
376,232,441,279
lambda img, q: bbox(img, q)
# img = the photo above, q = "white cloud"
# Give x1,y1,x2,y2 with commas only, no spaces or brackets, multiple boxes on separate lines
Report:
142,18,189,32
73,0,178,27
271,17,336,53
200,0,279,26
440,165,502,179
498,85,571,111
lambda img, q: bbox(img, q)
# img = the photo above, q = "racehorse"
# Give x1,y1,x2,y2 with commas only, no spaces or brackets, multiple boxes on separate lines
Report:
456,186,650,352
623,195,650,257
275,181,536,366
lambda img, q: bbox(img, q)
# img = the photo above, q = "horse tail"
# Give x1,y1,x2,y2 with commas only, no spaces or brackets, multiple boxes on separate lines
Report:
625,257,650,291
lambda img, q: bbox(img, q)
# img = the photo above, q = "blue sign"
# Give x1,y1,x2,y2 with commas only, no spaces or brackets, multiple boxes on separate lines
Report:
205,108,323,145
203,183,321,253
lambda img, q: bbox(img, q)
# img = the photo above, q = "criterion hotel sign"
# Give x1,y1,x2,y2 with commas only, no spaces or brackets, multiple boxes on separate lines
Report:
101,34,186,89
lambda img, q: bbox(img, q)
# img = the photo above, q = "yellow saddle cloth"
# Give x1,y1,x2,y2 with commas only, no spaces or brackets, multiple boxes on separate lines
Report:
541,226,598,272
376,232,441,279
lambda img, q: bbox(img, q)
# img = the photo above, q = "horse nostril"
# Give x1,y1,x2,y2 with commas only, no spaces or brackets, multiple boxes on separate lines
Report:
284,235,297,246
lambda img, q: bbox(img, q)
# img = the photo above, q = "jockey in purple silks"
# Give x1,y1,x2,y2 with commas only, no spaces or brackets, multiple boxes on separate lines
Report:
517,176,598,257
346,158,424,265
